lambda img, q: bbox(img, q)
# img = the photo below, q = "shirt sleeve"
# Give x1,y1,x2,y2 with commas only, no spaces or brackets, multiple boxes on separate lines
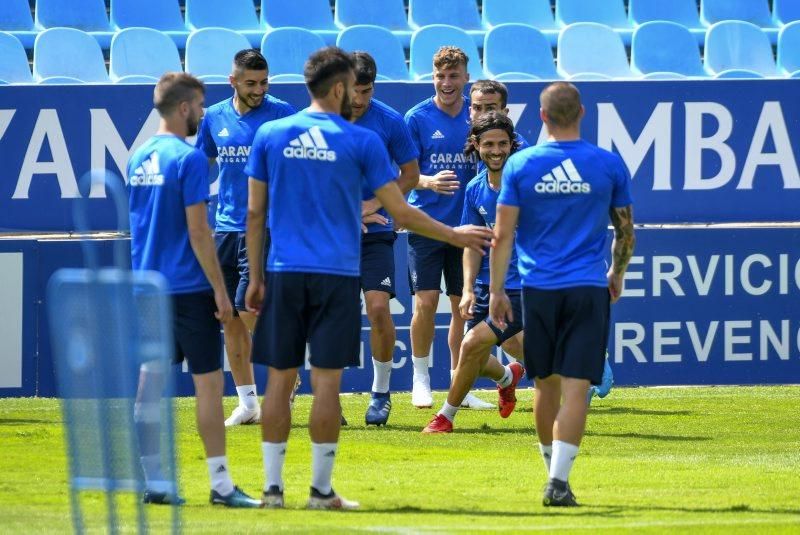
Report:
180,149,210,207
194,114,217,159
610,153,634,208
460,184,483,226
404,112,424,165
244,125,269,183
498,156,520,207
388,115,420,166
514,131,530,151
360,131,396,194
277,101,297,119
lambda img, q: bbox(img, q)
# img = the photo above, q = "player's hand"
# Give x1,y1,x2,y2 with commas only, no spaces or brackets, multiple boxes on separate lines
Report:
422,170,459,195
459,290,475,320
489,290,513,331
362,212,389,228
450,225,493,255
362,197,382,217
608,270,624,304
214,290,234,324
245,280,265,314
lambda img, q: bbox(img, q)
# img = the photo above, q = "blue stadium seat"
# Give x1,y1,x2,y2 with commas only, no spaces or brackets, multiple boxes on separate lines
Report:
555,0,633,45
642,72,688,80
482,0,558,46
114,75,159,84
410,24,485,81
701,0,777,44
37,75,85,84
33,28,109,82
184,27,251,79
704,21,777,78
261,0,339,45
628,0,705,44
789,70,800,79
335,0,412,48
777,21,800,76
261,27,326,77
337,25,410,81
110,0,189,49
483,24,558,80
268,73,305,82
0,0,37,49
557,23,633,79
36,0,115,49
631,21,706,78
569,73,613,81
0,32,33,83
408,0,485,48
713,69,765,79
110,28,182,83
774,0,800,26
186,0,263,48
493,72,540,81
197,74,230,82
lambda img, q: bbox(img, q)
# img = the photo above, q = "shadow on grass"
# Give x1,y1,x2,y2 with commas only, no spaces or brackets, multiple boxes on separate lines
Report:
591,406,694,417
348,504,626,518
0,417,55,425
590,502,800,516
585,430,712,442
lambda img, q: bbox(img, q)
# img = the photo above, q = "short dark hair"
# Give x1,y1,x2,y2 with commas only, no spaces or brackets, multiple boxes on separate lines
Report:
153,72,205,116
470,79,508,108
233,48,268,73
304,46,355,98
464,111,519,158
352,51,377,85
540,82,582,129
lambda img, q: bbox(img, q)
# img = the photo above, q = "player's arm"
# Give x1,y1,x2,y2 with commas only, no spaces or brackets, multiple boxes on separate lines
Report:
460,246,482,320
245,177,267,311
186,203,232,323
415,170,459,195
489,203,519,329
362,159,420,216
608,205,635,303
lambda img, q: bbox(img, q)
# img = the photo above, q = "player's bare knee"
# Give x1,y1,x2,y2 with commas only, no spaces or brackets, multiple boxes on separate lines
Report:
366,300,391,328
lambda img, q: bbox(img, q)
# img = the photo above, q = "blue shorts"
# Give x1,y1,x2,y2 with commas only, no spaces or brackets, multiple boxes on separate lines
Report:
361,231,396,297
522,286,610,385
171,291,222,375
406,233,463,296
466,285,523,345
214,230,271,313
251,272,361,370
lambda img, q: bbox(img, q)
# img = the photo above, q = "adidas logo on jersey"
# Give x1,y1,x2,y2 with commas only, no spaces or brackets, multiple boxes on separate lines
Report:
380,277,392,287
478,206,488,216
431,130,445,139
129,151,165,187
535,158,591,194
218,127,229,137
283,125,337,162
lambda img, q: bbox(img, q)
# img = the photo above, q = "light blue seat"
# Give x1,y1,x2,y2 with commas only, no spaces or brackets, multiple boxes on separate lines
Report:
701,0,777,44
33,28,109,82
569,73,613,81
186,0,263,47
714,69,765,79
198,74,230,82
337,25,410,81
110,0,189,49
493,72,540,81
704,21,777,78
261,0,339,45
37,75,85,84
114,74,159,83
631,21,706,78
774,0,800,26
642,72,688,80
557,23,633,79
269,73,305,82
185,28,251,79
777,21,800,76
110,28,182,83
335,0,412,48
628,0,705,44
555,0,633,45
261,27,326,77
36,0,115,49
409,24,486,81
482,0,558,46
789,70,800,79
0,32,33,83
409,0,485,48
0,0,37,49
484,24,558,80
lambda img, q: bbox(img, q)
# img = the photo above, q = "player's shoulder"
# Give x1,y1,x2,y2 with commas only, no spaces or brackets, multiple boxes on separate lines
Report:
343,119,384,147
465,170,487,194
264,94,296,113
204,97,233,117
370,98,404,122
404,97,435,120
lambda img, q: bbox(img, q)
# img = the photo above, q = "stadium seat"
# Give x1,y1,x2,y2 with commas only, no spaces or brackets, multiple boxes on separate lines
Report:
37,75,85,84
35,0,115,49
555,0,633,45
268,73,305,82
110,0,189,49
335,0,413,48
777,21,800,76
568,73,613,80
628,0,705,44
557,23,634,79
185,0,263,48
773,0,800,26
0,32,33,83
261,0,339,45
493,72,540,81
631,21,706,78
184,27,251,79
0,0,37,49
642,72,688,80
261,27,326,77
110,28,182,83
481,0,558,46
33,28,109,82
408,0,485,48
409,24,486,81
483,24,558,80
704,21,777,78
701,0,777,44
789,70,800,79
713,69,765,79
337,25,410,81
114,75,159,83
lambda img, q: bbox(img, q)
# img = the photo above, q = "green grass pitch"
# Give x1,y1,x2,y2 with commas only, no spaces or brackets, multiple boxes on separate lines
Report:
1,386,799,533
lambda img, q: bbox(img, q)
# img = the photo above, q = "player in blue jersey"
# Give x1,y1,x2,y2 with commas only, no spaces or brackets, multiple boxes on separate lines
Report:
127,72,261,508
490,82,635,507
468,79,529,173
404,46,492,410
349,52,421,426
244,47,492,510
195,49,296,427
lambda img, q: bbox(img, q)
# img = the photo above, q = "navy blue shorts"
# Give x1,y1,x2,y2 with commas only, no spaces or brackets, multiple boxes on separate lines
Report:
251,272,361,370
360,231,396,297
215,229,271,313
466,285,523,345
522,286,610,385
407,233,463,296
171,291,222,375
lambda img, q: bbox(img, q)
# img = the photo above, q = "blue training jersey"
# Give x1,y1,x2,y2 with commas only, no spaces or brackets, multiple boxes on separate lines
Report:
244,110,395,277
498,139,633,290
356,98,419,234
461,169,521,290
196,95,296,232
405,96,477,226
476,131,529,175
127,135,211,294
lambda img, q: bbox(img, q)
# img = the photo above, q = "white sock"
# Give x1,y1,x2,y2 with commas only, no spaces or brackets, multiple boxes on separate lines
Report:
538,443,553,474
262,441,287,492
236,385,259,411
206,455,234,496
437,402,459,422
311,442,338,495
495,365,513,388
549,440,579,483
412,356,429,378
371,358,392,393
